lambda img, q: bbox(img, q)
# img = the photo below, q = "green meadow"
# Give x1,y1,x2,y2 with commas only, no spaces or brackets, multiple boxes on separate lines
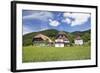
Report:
22,45,91,63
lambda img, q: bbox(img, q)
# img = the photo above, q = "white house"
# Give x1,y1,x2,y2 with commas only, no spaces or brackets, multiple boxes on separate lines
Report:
74,36,83,45
55,32,70,47
55,39,64,47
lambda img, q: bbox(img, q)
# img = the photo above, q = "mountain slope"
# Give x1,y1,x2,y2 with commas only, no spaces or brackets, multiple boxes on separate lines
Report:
23,29,90,46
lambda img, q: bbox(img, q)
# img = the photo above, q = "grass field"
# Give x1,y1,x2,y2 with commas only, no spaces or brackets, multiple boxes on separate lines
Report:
22,45,91,63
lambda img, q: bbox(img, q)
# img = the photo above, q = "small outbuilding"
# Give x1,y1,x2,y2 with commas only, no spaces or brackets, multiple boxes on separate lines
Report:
74,35,83,45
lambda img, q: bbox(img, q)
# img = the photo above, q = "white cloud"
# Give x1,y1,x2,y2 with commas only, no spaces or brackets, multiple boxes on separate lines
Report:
63,12,90,26
49,19,60,27
23,26,33,35
62,18,72,24
23,11,53,22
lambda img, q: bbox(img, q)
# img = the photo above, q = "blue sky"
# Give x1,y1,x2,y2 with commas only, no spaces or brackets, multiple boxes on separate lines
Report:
22,10,91,35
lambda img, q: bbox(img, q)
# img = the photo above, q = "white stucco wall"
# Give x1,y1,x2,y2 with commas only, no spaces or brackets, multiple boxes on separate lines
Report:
55,43,64,47
75,40,83,45
55,39,64,47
